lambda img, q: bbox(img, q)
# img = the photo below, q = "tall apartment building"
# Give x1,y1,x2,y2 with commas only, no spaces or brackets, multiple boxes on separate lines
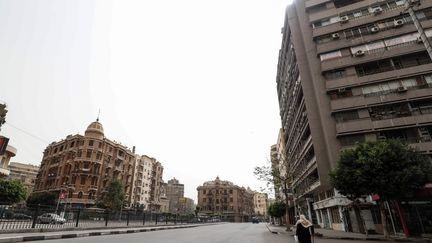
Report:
34,120,135,207
131,155,156,210
197,177,254,222
277,0,432,236
166,178,184,213
8,162,39,195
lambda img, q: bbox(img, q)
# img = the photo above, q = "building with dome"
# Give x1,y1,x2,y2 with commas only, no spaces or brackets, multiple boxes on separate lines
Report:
196,177,254,222
33,119,136,208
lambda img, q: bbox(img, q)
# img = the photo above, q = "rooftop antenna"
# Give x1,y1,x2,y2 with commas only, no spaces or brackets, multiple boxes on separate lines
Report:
96,109,100,122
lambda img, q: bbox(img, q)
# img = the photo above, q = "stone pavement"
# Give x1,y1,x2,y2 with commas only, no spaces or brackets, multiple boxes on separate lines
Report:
265,224,432,242
0,224,209,243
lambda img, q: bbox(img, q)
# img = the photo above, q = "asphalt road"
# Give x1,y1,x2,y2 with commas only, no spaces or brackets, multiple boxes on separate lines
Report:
25,223,401,243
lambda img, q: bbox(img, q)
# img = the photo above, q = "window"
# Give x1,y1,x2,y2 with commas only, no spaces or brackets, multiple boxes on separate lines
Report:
86,149,92,158
323,69,346,80
89,140,94,146
330,207,341,223
334,110,359,123
80,176,86,185
320,50,342,62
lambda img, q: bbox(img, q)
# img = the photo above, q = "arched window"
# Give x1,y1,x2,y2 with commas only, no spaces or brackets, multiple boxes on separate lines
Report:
78,191,83,199
88,192,93,199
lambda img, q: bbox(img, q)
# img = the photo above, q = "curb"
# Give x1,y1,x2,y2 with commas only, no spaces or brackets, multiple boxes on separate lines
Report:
0,225,199,243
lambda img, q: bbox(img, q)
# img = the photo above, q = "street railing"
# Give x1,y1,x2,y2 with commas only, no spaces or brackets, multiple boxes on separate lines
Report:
0,204,203,231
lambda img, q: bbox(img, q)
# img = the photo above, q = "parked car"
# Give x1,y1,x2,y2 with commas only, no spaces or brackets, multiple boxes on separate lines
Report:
12,213,32,220
37,213,66,224
252,217,259,224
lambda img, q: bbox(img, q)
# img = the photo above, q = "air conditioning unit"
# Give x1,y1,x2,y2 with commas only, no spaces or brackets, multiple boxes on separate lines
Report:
332,33,340,39
417,37,423,43
340,16,349,23
394,19,404,27
371,7,383,15
397,86,408,92
354,50,365,57
338,87,346,93
370,26,380,33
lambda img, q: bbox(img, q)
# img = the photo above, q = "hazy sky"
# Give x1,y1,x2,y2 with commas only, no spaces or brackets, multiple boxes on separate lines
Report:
0,0,291,200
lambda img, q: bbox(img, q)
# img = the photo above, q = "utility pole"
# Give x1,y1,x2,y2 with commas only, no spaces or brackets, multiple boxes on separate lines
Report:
405,0,432,60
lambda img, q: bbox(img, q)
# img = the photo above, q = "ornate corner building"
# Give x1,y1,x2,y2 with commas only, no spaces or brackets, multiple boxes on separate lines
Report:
197,177,254,222
34,120,135,207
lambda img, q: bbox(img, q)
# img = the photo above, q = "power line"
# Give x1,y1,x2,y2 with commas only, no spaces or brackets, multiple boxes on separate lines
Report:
4,122,50,144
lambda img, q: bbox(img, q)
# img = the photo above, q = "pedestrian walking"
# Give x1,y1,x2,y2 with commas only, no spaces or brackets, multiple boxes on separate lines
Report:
295,215,314,243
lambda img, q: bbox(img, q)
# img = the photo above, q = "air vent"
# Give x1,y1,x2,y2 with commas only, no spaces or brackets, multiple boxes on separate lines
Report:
371,7,383,15
370,26,380,33
417,37,423,43
397,86,408,92
394,19,404,27
354,50,365,57
340,16,349,23
332,33,340,39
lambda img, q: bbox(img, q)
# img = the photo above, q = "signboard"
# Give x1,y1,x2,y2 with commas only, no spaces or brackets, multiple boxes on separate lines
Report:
178,197,186,204
0,136,9,156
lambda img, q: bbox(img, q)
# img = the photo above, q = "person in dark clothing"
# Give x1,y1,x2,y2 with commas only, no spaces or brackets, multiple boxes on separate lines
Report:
295,214,314,243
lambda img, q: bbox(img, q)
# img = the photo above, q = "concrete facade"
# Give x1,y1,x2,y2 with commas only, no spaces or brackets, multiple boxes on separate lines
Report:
8,162,39,195
276,0,432,233
166,178,184,213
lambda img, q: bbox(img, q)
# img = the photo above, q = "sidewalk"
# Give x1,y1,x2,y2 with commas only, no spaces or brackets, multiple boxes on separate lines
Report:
0,224,206,243
265,224,431,242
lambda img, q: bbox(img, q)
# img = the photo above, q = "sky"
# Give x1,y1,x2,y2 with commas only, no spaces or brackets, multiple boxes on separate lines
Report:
0,0,291,200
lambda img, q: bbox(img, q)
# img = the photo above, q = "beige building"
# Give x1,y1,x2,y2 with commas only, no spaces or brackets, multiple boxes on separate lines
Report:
131,154,158,210
8,162,39,195
253,192,268,218
159,182,170,213
197,177,254,222
34,120,135,207
277,0,432,235
0,145,16,178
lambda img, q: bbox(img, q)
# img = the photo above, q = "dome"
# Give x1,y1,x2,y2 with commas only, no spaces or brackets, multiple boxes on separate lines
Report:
84,120,104,139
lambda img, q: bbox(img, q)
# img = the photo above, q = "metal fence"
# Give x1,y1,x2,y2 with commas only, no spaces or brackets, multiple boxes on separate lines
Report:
0,204,201,231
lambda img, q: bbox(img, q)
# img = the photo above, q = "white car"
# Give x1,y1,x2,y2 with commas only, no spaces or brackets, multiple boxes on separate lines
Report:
37,213,66,224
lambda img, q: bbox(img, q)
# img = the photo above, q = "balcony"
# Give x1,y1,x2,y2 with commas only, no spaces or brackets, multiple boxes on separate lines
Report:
336,113,432,135
330,86,432,112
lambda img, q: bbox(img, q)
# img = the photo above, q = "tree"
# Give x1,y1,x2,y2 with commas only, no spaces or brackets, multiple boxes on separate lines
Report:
0,179,27,204
26,192,57,207
268,201,286,224
330,139,432,238
96,179,125,211
255,159,293,229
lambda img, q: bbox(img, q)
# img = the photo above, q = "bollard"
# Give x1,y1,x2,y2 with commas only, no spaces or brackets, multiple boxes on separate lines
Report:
31,204,40,229
126,210,130,226
142,211,146,226
105,210,109,227
155,213,158,225
75,209,81,228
